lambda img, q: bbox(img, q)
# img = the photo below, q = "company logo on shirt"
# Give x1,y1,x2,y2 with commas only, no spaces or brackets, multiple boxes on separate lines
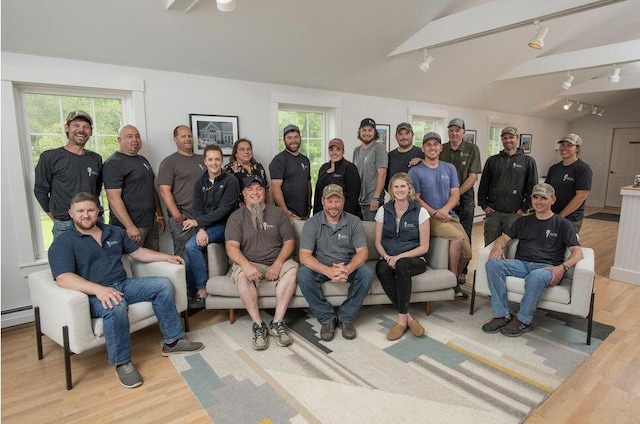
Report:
143,163,151,171
544,229,558,238
337,233,348,240
301,163,308,170
262,222,275,231
562,174,575,182
512,163,524,169
106,240,120,248
199,164,205,171
87,167,98,177
403,222,416,228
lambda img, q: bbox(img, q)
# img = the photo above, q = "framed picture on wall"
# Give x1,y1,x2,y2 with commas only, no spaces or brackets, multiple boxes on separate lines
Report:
376,124,391,150
520,133,533,154
190,114,239,155
463,129,477,144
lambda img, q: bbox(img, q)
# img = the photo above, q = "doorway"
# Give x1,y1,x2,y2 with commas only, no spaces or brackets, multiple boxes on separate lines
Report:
605,127,640,208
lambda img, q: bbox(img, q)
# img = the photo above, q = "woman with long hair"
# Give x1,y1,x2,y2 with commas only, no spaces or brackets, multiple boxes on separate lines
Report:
224,138,270,205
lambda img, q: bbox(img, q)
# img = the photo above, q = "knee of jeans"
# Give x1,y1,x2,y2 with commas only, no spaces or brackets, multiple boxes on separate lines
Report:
105,301,129,319
296,267,312,286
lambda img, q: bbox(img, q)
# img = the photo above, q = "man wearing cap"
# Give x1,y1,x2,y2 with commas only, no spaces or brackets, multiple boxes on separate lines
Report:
408,132,472,299
482,183,583,337
103,125,165,251
386,122,424,190
225,175,298,350
353,118,388,221
298,184,374,341
478,126,538,246
439,118,482,242
34,110,103,238
269,124,312,219
545,133,592,235
158,125,205,256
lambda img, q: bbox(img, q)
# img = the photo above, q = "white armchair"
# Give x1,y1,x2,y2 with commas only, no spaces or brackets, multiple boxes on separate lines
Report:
470,240,595,344
28,257,189,390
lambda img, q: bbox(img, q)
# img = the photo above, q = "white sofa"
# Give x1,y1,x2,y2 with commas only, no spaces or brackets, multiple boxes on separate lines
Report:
470,239,596,344
28,258,189,390
204,220,458,323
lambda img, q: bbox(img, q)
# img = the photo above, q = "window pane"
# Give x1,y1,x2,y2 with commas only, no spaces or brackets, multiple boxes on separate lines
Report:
489,125,506,156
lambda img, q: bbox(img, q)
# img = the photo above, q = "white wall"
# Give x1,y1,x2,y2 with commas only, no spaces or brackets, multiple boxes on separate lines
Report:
1,52,571,327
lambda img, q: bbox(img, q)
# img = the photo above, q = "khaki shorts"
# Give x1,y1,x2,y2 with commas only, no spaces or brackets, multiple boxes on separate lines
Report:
430,218,472,259
230,259,298,286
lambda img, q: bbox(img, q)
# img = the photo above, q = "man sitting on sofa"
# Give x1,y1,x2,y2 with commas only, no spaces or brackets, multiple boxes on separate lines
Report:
298,184,374,341
48,192,204,389
225,175,298,351
482,183,583,337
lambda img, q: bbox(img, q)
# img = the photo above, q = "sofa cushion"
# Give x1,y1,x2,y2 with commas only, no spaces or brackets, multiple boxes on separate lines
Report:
505,276,572,304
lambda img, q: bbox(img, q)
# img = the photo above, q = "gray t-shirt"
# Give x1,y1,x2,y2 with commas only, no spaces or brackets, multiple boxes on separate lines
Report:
225,204,296,265
353,142,388,205
157,152,204,217
300,211,367,267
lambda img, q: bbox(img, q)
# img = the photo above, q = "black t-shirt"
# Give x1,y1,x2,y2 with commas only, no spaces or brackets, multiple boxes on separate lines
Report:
386,146,424,190
507,214,579,265
545,159,593,222
269,150,311,217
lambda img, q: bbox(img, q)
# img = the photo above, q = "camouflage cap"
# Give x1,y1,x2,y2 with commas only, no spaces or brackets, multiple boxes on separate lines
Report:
501,126,519,137
558,133,583,146
283,124,300,136
322,183,344,198
422,132,442,144
531,183,555,199
447,118,465,130
396,122,413,133
66,110,93,126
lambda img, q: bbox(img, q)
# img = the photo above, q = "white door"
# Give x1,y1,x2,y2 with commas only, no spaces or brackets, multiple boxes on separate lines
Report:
605,127,640,208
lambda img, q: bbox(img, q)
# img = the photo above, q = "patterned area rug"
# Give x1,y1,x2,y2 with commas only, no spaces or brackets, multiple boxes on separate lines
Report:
170,299,613,424
585,212,620,222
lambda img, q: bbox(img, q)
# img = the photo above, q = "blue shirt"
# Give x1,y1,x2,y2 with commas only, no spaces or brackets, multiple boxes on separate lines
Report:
409,161,460,217
48,223,140,285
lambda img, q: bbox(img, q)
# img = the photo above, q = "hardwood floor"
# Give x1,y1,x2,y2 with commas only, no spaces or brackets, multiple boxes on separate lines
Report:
2,207,638,423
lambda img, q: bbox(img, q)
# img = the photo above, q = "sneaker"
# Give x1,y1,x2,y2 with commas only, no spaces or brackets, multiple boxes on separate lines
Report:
482,315,511,333
320,318,337,341
161,338,204,356
454,285,469,300
269,320,293,347
115,362,142,389
457,274,467,286
188,295,205,310
251,321,269,350
339,321,357,340
500,317,531,337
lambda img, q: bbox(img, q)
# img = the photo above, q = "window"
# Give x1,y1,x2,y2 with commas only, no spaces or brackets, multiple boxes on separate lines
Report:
277,108,325,193
411,116,446,147
488,124,507,157
21,90,125,255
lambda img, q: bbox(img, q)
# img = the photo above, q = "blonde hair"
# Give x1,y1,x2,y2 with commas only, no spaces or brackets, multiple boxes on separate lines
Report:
388,173,415,202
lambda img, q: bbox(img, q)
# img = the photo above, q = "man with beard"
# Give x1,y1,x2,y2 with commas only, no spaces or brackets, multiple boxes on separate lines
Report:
103,125,165,250
269,124,312,219
298,184,374,341
48,192,203,389
158,125,205,256
353,118,388,220
386,122,423,190
224,175,298,350
34,110,103,238
478,126,538,245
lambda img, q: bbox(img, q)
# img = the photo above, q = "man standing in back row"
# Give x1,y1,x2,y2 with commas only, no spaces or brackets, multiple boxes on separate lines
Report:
353,118,388,221
386,122,423,190
269,124,312,219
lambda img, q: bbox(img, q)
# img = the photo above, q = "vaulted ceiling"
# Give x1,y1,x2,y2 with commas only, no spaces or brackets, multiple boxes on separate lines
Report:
2,0,639,121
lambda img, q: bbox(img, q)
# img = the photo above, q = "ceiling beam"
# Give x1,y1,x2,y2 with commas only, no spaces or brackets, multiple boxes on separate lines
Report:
388,0,623,57
496,40,640,80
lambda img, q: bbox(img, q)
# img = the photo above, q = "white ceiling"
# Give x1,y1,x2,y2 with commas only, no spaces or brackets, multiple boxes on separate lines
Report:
2,0,640,121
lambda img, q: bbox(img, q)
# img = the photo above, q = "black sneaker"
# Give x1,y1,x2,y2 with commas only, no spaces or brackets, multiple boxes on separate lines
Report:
252,321,269,350
188,295,205,310
115,362,142,389
338,321,357,340
482,315,511,333
454,285,469,300
500,317,531,337
269,320,293,347
320,318,337,341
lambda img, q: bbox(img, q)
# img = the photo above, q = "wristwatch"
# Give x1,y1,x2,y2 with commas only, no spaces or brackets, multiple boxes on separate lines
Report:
562,263,569,272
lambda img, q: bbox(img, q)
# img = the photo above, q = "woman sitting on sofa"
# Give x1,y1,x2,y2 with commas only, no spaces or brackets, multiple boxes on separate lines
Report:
374,172,430,341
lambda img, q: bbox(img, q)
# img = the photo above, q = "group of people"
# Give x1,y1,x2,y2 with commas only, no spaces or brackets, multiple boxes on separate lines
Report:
34,109,592,388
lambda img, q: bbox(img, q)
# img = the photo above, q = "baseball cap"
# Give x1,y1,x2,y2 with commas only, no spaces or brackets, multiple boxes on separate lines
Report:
243,175,267,188
359,118,376,129
558,133,583,146
501,126,519,137
422,132,442,144
66,110,93,126
322,184,344,198
283,124,300,137
531,183,555,199
396,122,413,133
328,138,345,150
447,118,465,130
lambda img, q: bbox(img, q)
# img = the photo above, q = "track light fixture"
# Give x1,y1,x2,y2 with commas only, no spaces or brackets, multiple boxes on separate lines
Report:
577,102,584,112
609,65,621,83
418,49,434,72
562,98,603,116
563,99,573,110
597,107,604,116
561,72,575,90
216,0,236,12
528,20,549,49
591,105,598,115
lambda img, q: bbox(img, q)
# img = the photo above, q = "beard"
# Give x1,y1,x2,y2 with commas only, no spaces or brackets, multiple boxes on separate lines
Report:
73,216,98,231
250,203,265,231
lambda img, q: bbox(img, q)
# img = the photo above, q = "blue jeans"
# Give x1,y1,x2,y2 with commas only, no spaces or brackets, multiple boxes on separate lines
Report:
88,277,184,366
52,219,73,239
485,258,553,325
297,264,373,324
184,223,226,294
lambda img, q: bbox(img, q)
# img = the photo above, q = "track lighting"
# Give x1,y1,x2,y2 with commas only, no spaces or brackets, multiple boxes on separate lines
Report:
592,105,598,115
563,99,573,110
562,98,603,116
528,21,549,50
418,49,434,72
597,107,604,116
577,103,583,112
609,65,621,83
561,72,575,90
216,0,236,12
